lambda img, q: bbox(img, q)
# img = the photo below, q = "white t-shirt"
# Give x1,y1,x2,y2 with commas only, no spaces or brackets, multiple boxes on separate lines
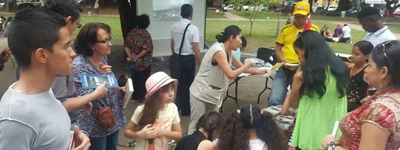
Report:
342,26,351,38
131,103,180,150
250,139,266,150
170,18,200,55
364,26,397,47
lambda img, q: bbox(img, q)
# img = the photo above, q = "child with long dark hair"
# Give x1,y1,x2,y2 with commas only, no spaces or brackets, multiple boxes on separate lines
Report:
347,41,373,112
175,112,222,150
289,30,350,149
217,104,287,150
124,72,182,150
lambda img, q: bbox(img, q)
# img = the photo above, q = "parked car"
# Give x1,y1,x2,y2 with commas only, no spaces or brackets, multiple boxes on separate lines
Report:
327,5,338,11
224,5,234,11
0,0,5,9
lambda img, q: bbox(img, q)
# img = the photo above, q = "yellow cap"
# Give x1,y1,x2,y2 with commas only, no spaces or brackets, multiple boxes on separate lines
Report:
293,2,310,16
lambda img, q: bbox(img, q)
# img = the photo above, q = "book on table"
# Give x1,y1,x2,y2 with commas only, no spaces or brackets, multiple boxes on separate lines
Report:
123,78,134,109
80,73,119,89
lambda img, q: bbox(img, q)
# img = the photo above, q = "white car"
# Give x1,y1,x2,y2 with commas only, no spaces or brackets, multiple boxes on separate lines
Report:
224,5,234,11
327,5,338,11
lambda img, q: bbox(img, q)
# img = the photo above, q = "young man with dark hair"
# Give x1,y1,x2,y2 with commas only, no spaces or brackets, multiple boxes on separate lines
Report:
170,4,201,116
44,0,83,34
357,7,397,46
0,8,90,149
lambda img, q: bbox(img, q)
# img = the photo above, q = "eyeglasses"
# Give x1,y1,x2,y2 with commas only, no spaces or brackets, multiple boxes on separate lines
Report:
77,23,82,28
95,37,112,44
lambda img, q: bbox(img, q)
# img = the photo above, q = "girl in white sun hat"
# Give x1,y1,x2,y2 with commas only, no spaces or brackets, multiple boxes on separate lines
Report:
125,71,183,150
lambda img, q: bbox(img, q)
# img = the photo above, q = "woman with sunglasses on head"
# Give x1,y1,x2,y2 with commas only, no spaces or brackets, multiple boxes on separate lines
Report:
321,40,400,150
73,23,126,150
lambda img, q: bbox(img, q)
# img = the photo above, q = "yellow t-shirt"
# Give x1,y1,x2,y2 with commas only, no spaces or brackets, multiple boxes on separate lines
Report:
276,23,320,64
131,103,180,150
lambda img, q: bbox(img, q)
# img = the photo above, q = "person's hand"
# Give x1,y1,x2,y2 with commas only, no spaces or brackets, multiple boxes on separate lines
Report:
99,63,112,74
280,59,287,65
256,68,268,74
82,102,93,116
155,126,167,137
140,124,157,139
119,86,127,93
321,135,336,149
73,126,91,150
244,59,252,68
93,81,108,99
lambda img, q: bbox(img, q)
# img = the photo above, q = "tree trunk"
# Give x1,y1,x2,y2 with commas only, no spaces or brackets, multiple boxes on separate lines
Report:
249,21,253,36
117,0,136,41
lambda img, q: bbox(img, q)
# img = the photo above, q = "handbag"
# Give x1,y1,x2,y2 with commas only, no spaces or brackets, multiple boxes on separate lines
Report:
170,23,191,79
95,106,117,129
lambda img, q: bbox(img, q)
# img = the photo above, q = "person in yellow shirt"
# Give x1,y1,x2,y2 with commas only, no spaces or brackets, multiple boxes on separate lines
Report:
268,1,320,107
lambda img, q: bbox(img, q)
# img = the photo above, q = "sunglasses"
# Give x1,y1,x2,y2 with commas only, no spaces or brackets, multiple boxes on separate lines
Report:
380,40,391,63
77,23,82,28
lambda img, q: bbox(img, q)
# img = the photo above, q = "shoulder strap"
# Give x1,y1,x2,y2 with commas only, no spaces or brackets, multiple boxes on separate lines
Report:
178,23,191,55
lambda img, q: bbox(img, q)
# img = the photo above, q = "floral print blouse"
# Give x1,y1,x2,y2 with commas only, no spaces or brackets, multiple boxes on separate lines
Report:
339,92,400,150
124,28,153,71
73,55,126,137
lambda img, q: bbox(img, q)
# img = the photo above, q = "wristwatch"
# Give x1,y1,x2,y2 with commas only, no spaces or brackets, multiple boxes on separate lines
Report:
327,141,340,149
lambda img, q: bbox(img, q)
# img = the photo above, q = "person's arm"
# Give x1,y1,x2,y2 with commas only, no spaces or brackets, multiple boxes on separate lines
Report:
197,140,216,150
61,82,106,112
124,121,157,139
0,120,36,150
231,56,267,74
321,122,389,150
193,42,201,66
275,44,286,64
136,32,153,59
288,68,303,109
280,94,292,115
214,51,251,79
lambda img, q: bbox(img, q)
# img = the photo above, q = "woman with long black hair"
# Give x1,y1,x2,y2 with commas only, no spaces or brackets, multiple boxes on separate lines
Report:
289,30,350,149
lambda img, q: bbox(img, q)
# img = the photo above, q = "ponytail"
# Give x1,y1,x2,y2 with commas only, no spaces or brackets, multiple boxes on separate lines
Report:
215,25,241,43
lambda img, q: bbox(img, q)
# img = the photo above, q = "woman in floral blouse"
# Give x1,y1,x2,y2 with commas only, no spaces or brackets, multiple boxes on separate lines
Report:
124,14,153,102
73,23,126,150
321,40,400,150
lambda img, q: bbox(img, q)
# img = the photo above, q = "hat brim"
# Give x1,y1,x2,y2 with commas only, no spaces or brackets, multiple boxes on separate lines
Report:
293,11,309,16
145,78,177,99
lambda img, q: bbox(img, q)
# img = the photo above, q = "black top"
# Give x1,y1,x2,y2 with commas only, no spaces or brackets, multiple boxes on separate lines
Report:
175,130,207,150
347,66,369,112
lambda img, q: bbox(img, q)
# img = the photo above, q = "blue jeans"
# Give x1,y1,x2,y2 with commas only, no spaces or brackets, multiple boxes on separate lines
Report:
268,68,289,107
89,130,119,150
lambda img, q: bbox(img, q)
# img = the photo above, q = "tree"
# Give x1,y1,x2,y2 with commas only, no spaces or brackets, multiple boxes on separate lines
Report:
116,0,136,41
385,0,400,17
229,0,266,36
336,0,352,12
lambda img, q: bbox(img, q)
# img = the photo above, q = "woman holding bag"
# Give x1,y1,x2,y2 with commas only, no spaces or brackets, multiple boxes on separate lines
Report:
73,23,126,150
188,25,268,135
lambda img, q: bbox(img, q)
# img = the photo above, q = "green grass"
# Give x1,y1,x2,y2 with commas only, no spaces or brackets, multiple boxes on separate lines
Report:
386,24,400,34
231,10,358,22
206,10,226,19
73,15,122,40
206,20,365,54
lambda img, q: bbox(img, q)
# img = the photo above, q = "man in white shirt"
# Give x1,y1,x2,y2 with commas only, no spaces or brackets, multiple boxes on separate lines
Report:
170,4,201,116
338,24,351,43
357,7,397,46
